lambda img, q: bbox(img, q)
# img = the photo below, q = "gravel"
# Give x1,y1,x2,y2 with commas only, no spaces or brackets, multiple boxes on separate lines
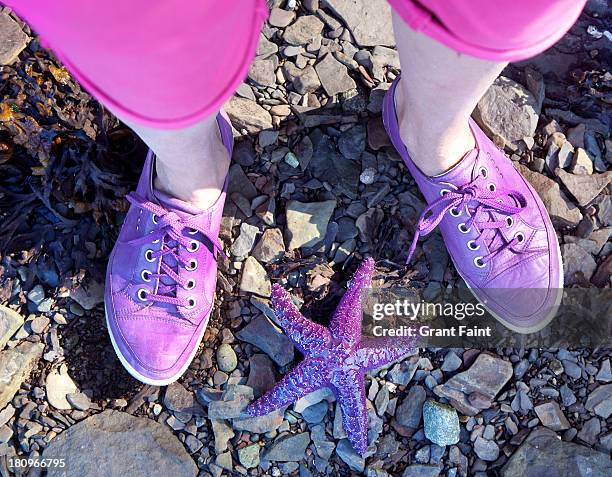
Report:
0,3,609,476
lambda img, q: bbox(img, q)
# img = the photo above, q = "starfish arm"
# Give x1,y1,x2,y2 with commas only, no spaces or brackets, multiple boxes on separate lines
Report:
355,337,416,371
271,283,332,354
329,257,375,345
331,369,369,455
247,357,330,416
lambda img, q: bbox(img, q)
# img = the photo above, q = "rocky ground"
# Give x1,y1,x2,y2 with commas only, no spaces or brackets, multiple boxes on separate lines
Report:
0,1,611,476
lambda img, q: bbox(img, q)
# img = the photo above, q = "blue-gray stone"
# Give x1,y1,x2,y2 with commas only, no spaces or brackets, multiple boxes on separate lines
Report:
423,400,460,446
302,401,328,424
402,464,441,477
335,439,365,472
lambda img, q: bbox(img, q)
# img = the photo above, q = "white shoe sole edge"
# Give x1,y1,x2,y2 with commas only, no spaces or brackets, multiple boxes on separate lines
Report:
104,304,208,386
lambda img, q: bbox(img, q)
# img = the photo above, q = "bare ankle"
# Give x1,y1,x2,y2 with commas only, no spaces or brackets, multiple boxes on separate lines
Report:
394,77,477,177
154,164,227,211
399,122,475,176
153,137,229,211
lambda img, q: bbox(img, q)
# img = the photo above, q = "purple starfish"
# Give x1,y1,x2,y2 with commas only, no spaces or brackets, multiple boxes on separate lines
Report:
246,257,415,455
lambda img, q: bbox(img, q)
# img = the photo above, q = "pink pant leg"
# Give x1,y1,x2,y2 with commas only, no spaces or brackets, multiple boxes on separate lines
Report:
388,0,587,61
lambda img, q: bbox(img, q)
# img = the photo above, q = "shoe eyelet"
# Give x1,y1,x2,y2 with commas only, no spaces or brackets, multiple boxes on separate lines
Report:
185,259,198,271
467,240,480,251
188,240,200,252
480,167,488,178
473,256,486,268
188,228,198,235
184,279,196,290
152,214,159,224
152,239,160,244
439,188,451,197
515,232,525,244
137,288,149,301
144,249,156,262
450,207,461,217
488,183,496,192
506,216,514,228
185,297,197,309
458,223,470,233
141,270,152,282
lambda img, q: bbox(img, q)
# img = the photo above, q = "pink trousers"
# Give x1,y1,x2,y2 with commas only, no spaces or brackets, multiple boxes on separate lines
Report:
4,0,586,129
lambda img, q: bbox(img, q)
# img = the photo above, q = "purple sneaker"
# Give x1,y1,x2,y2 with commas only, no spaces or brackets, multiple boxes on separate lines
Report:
383,77,563,333
104,113,232,385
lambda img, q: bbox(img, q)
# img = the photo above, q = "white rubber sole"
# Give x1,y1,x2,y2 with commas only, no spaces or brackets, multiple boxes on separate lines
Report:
455,236,564,335
104,304,207,386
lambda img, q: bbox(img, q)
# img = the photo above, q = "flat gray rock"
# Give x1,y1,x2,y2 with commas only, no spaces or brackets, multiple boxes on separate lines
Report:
252,228,285,264
501,427,612,477
0,305,23,349
396,385,426,429
561,243,597,285
69,280,104,311
237,315,294,367
0,13,29,65
207,385,254,420
163,382,205,416
46,366,78,410
441,351,462,373
66,392,91,412
239,257,272,297
335,438,365,472
225,97,272,135
322,0,394,47
311,423,335,460
211,419,234,454
231,222,259,258
283,63,321,94
232,407,284,434
315,53,356,97
556,169,612,207
269,7,296,28
283,15,324,45
585,384,612,419
596,359,612,382
264,432,311,462
517,164,582,227
256,34,278,58
246,353,277,398
285,200,336,249
248,58,277,87
534,401,570,431
577,417,601,445
402,464,441,477
43,410,197,477
474,436,500,461
473,76,540,146
0,341,44,409
302,401,328,423
434,353,512,415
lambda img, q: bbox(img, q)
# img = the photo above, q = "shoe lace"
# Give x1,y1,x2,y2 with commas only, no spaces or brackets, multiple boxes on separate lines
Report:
125,192,226,307
406,175,529,265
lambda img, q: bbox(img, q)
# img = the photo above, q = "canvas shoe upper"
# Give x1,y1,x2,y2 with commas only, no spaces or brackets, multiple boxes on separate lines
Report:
382,77,563,333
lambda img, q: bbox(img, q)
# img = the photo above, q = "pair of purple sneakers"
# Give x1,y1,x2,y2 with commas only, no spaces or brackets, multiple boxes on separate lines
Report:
105,78,562,385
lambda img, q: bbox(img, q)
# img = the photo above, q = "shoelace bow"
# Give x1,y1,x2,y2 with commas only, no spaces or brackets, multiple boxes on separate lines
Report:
406,176,528,265
126,192,226,307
